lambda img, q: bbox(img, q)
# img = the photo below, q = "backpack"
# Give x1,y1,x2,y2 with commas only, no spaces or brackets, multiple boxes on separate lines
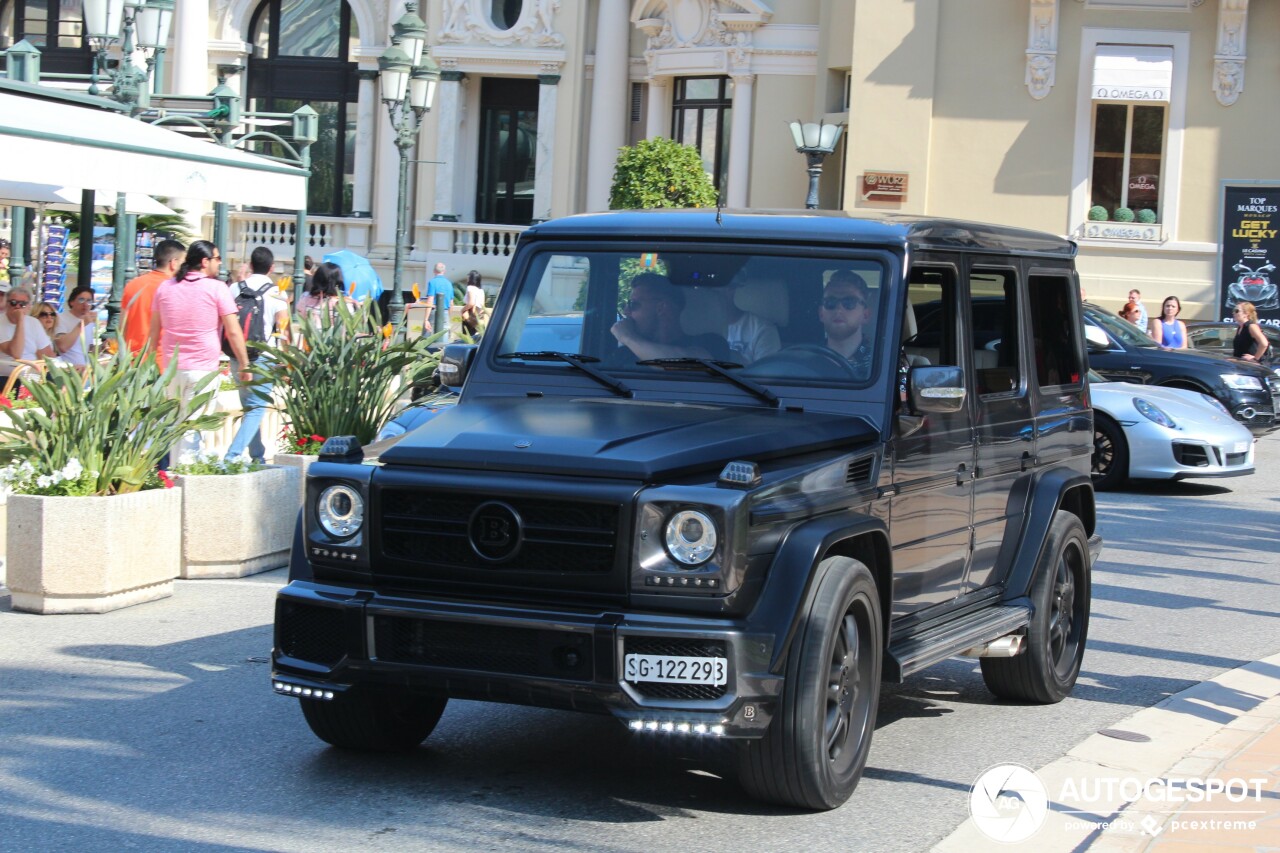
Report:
222,281,274,360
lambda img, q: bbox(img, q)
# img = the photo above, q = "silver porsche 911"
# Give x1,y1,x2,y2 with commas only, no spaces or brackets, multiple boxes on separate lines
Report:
1090,371,1255,490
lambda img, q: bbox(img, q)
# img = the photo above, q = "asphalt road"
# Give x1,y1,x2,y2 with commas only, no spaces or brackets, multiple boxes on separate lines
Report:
1,435,1277,853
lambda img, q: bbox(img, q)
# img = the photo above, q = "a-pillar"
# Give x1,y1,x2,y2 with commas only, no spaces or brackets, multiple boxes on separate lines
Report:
645,75,671,139
431,70,465,223
351,70,378,218
584,0,630,211
533,73,559,222
726,73,754,208
172,0,207,95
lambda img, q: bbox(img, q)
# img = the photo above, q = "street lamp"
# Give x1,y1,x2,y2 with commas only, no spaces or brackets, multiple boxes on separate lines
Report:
82,0,166,112
787,119,844,210
378,2,440,331
133,0,174,95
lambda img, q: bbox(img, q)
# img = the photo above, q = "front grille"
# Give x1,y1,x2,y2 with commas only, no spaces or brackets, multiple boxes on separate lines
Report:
1172,444,1210,467
373,616,593,682
380,489,619,574
624,637,729,701
276,601,347,667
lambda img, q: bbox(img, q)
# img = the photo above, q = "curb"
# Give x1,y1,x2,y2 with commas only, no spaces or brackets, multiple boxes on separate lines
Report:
932,651,1280,852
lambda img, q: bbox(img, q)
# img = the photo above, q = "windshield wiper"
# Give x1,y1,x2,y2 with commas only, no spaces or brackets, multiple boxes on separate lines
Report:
636,357,780,407
496,351,633,398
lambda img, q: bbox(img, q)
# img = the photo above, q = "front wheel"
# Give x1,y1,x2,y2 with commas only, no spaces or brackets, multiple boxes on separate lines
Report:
1091,414,1128,491
981,513,1090,704
300,691,448,752
738,557,882,810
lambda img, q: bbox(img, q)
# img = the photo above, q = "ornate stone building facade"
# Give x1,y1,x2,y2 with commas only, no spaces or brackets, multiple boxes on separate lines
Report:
2,0,1273,312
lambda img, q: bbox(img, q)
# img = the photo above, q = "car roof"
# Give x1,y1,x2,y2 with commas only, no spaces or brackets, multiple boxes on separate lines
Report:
523,210,1077,259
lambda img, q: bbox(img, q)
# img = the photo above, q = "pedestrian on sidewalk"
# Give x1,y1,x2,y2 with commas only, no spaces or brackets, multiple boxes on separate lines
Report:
425,261,454,342
122,239,185,355
147,241,251,462
224,246,289,463
461,269,485,336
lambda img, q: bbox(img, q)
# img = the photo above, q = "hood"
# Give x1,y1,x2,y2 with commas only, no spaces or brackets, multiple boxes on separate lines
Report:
378,396,878,481
1093,382,1251,435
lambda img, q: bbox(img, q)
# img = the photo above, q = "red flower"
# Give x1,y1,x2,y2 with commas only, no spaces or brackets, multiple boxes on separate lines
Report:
308,434,325,444
0,396,11,409
16,386,32,400
296,438,308,448
157,470,175,489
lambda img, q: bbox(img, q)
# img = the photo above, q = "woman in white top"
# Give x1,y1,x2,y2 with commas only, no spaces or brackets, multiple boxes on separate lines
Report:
461,269,486,336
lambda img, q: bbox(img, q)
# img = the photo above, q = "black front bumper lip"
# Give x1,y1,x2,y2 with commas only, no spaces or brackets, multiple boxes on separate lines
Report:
272,581,780,737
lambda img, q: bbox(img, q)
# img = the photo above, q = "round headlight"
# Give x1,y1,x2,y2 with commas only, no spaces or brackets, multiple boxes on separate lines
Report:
1133,398,1177,429
664,509,717,566
318,485,364,538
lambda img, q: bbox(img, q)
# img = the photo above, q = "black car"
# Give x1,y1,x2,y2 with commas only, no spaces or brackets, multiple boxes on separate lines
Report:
274,210,1101,811
1083,304,1279,434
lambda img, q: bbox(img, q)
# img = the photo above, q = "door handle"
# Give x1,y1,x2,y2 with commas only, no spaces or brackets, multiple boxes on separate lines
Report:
956,463,969,486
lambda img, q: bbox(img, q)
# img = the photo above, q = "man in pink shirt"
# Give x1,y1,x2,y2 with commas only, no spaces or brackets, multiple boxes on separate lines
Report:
147,240,251,461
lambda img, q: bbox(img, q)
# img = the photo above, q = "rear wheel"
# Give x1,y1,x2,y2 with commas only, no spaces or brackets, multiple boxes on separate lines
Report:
1091,414,1128,491
738,557,882,810
300,692,447,752
981,513,1090,704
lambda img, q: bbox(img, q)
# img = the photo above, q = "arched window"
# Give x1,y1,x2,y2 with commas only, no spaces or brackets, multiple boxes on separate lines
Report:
3,0,91,74
248,0,359,215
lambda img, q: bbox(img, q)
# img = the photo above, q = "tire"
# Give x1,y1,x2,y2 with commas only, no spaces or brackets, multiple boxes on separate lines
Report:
738,557,882,810
1091,414,1128,491
981,513,1090,704
300,692,447,752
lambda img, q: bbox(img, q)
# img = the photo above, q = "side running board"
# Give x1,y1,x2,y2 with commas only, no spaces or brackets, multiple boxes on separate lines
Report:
885,604,1031,683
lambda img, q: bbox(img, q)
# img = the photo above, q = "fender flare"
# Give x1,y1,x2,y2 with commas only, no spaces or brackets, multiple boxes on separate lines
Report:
1001,466,1094,602
747,510,890,674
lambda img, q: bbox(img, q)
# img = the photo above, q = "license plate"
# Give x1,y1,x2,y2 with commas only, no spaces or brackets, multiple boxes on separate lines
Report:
624,654,727,686
1234,441,1250,454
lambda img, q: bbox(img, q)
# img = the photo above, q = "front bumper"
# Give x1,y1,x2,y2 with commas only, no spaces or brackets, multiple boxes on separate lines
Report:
272,580,781,738
1124,422,1256,481
1224,384,1280,434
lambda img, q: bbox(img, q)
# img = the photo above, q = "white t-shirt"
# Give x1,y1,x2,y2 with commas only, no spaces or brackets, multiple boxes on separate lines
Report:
726,312,782,364
0,313,54,367
54,311,97,366
239,274,289,346
465,284,485,313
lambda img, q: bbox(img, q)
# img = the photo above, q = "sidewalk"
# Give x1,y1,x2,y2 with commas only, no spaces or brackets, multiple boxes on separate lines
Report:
935,652,1280,852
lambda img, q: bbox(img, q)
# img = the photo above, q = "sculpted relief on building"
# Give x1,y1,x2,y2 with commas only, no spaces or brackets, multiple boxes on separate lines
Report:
438,0,564,48
631,0,772,76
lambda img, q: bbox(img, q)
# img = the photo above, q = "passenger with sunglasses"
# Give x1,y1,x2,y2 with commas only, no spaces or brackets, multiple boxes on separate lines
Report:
817,270,874,380
609,272,730,364
54,285,98,368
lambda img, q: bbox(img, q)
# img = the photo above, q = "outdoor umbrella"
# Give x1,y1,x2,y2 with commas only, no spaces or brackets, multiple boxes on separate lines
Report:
322,249,384,301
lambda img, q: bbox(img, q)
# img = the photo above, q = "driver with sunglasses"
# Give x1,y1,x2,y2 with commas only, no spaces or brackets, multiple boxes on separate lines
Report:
818,270,874,379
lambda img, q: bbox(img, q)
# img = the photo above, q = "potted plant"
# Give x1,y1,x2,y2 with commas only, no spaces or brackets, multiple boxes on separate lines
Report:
0,348,225,613
256,301,439,502
609,137,718,210
169,450,300,579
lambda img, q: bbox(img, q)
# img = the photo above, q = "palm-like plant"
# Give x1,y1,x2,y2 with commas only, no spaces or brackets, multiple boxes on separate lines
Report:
0,344,226,495
255,301,440,447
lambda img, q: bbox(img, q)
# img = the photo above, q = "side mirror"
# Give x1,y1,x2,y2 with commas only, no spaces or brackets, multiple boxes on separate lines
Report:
436,343,477,392
1085,324,1111,352
910,365,966,414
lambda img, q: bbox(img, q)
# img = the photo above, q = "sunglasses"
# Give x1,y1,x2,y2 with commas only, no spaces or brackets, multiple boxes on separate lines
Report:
37,311,56,318
624,298,660,312
73,296,93,304
8,300,29,308
822,296,865,311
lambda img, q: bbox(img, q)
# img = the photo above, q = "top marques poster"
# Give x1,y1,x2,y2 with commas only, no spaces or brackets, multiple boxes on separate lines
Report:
1220,184,1280,324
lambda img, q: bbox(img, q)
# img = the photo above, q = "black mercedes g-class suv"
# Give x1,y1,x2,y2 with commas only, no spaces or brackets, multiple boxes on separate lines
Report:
272,210,1101,810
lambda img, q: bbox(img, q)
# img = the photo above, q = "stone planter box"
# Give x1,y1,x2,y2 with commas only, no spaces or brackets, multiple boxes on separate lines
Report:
273,452,318,506
7,487,182,614
177,465,300,579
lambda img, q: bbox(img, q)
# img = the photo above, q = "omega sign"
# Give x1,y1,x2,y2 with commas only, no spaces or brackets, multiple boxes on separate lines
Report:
862,171,909,202
1094,87,1166,101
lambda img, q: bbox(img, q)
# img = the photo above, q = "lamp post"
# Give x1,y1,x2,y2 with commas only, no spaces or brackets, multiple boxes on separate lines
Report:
133,0,173,95
82,0,163,114
378,1,439,330
787,120,844,210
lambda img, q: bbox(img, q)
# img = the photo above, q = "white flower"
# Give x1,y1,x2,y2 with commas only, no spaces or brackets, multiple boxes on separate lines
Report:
177,452,196,466
61,459,84,480
36,474,53,488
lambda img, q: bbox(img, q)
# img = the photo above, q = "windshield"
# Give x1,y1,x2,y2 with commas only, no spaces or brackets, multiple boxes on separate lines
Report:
492,248,892,390
1086,306,1158,348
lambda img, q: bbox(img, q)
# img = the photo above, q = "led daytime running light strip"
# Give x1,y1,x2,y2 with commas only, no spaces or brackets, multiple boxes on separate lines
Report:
273,681,335,701
627,720,725,736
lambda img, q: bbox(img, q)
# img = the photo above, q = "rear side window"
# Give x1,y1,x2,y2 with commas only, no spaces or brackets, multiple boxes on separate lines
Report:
1028,273,1083,388
968,268,1021,396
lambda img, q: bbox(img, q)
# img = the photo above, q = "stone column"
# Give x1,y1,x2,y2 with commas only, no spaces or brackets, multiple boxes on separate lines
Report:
726,74,754,207
352,70,378,217
533,73,559,222
645,76,671,139
431,70,465,222
172,0,208,96
584,0,630,211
